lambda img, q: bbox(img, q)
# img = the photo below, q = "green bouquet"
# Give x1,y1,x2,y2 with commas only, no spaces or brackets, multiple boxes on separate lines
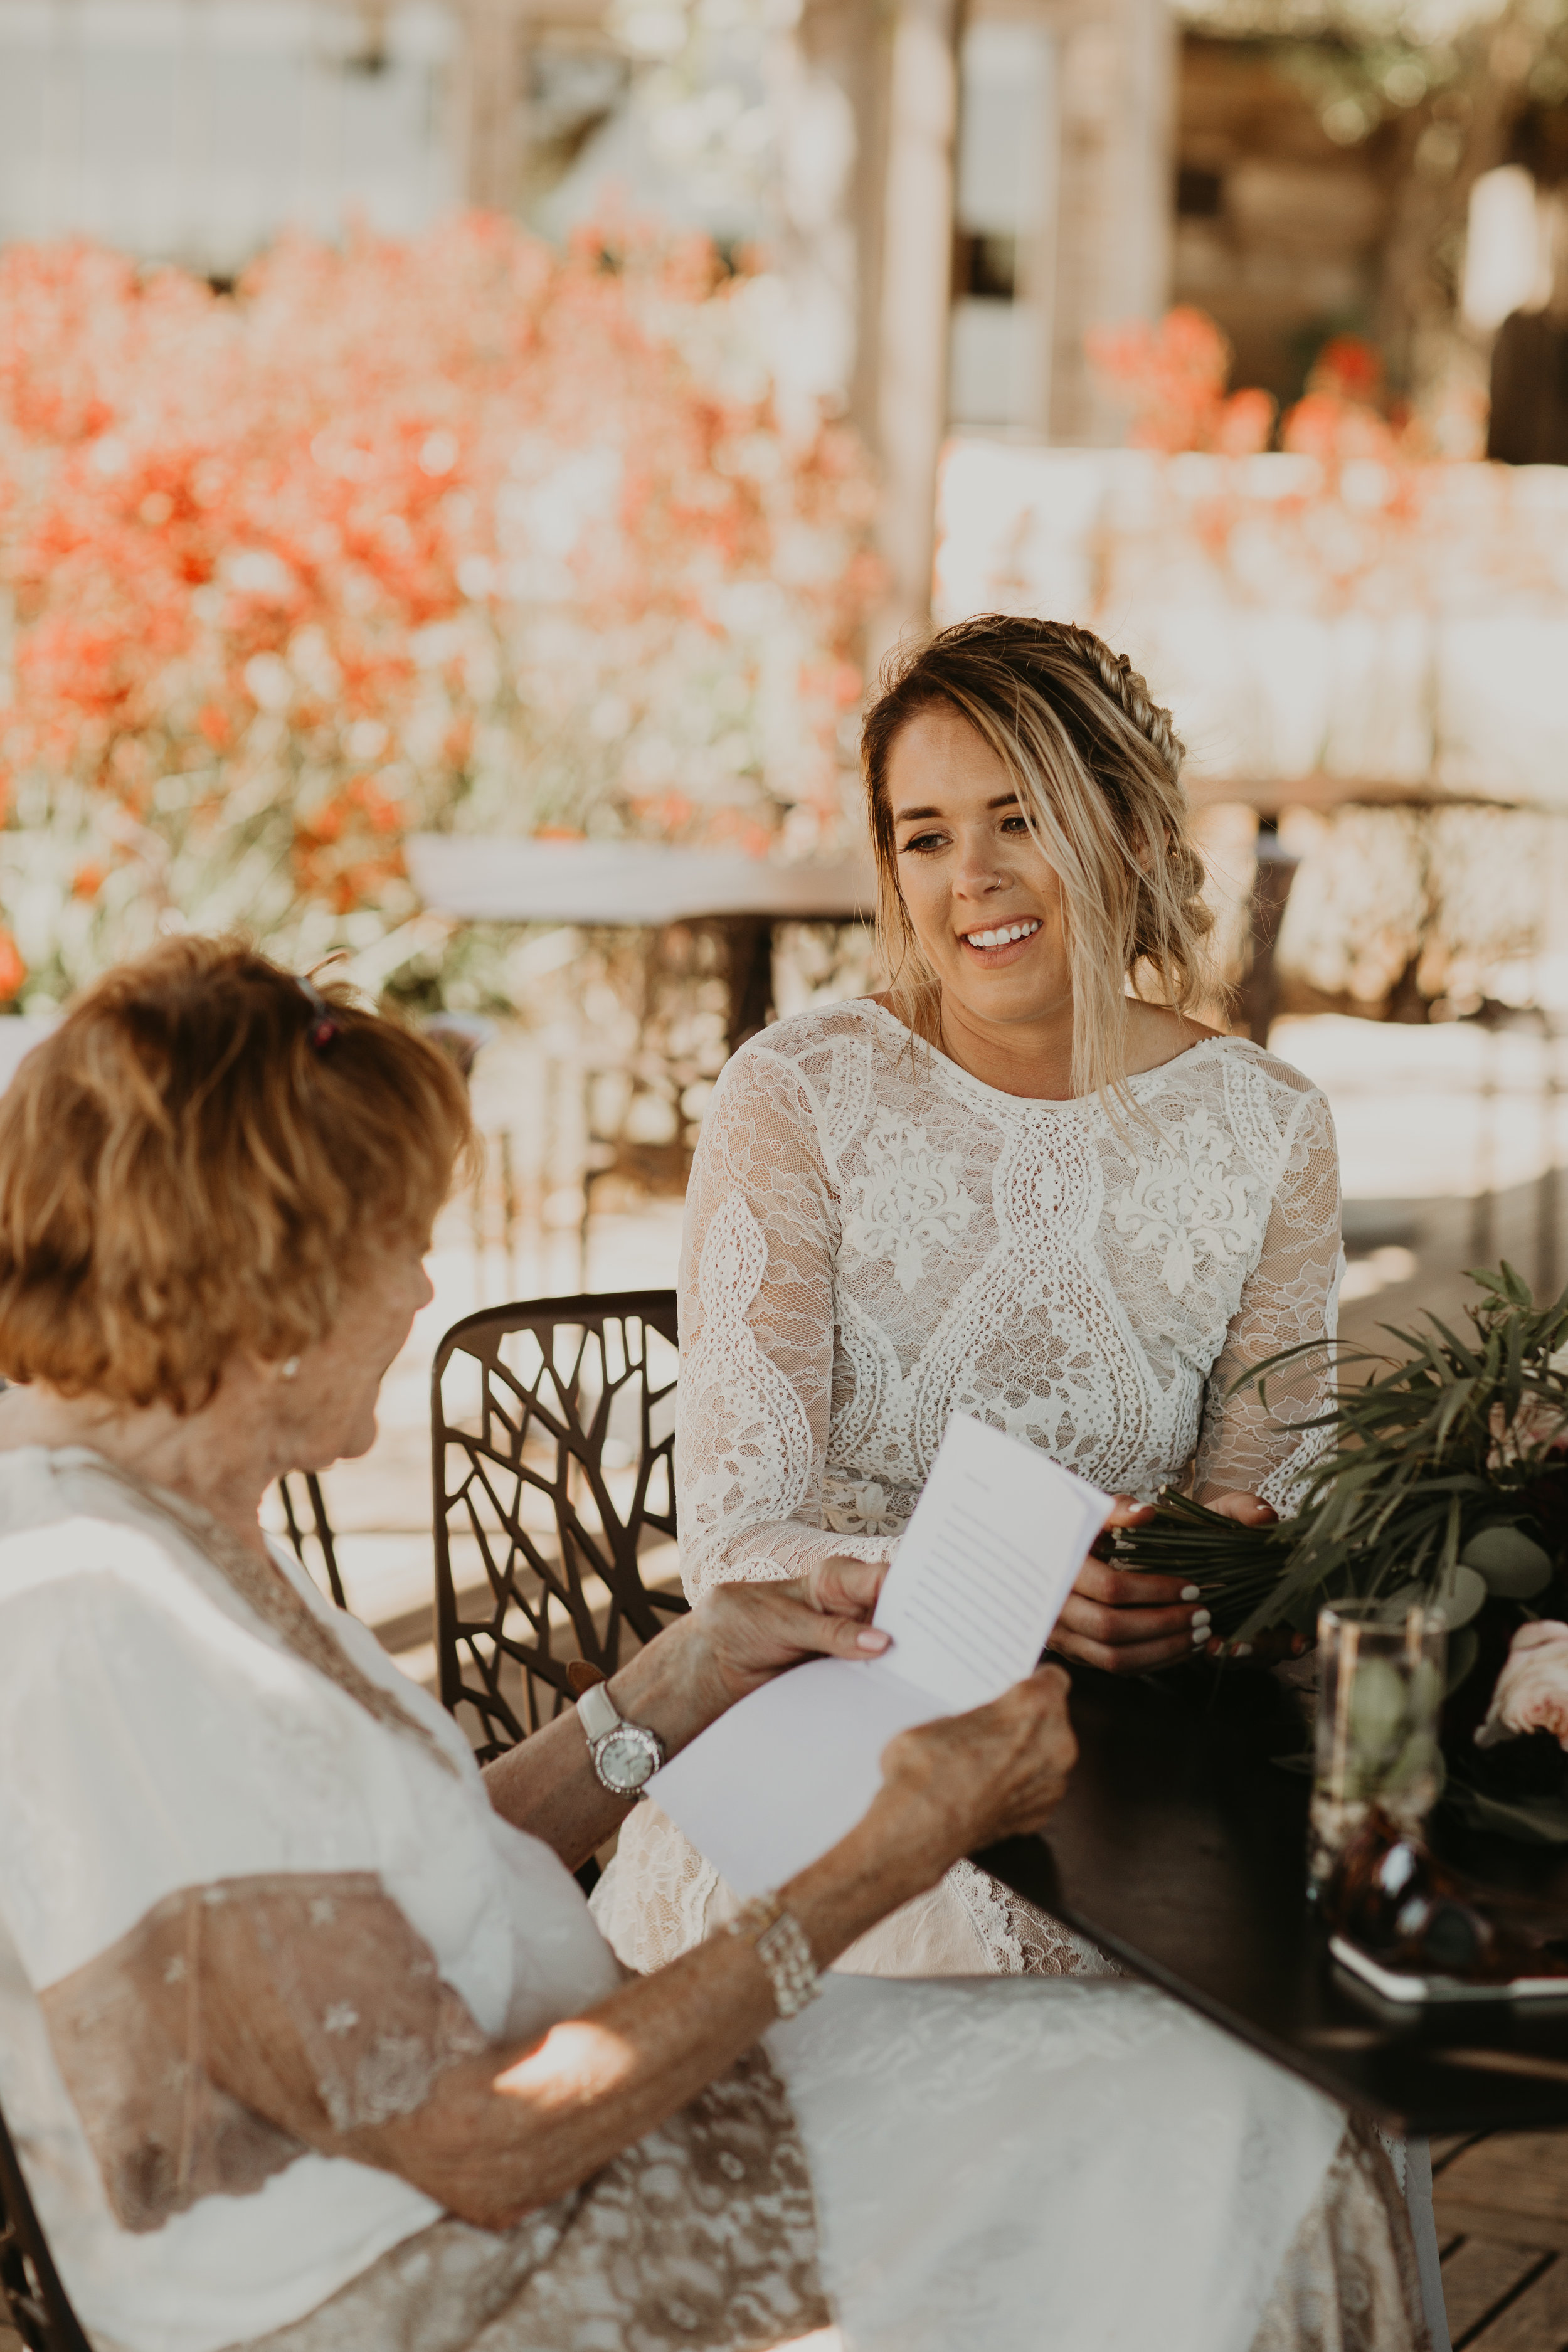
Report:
1113,1264,1568,1838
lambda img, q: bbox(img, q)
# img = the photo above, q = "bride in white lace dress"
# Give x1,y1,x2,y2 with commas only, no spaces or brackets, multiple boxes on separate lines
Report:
595,614,1342,1981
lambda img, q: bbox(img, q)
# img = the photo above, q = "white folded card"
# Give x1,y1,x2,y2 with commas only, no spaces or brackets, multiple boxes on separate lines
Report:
646,1414,1112,1894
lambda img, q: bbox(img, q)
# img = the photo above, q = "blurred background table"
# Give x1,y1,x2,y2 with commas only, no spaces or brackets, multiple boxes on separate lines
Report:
406,836,876,1059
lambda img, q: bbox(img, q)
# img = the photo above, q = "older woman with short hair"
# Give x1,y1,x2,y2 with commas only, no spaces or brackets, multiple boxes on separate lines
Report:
0,937,1417,2352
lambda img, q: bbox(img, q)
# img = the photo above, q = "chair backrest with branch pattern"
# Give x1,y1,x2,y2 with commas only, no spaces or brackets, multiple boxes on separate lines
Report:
275,1471,346,1609
430,1290,687,1762
0,2085,92,2352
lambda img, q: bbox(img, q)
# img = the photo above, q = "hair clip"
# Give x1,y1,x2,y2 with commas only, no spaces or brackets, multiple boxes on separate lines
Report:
296,975,341,1052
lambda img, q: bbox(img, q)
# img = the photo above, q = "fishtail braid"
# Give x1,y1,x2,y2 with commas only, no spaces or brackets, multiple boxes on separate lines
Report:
1048,622,1185,787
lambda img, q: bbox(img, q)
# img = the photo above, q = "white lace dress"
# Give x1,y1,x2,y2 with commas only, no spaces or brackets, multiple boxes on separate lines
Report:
593,1002,1342,1978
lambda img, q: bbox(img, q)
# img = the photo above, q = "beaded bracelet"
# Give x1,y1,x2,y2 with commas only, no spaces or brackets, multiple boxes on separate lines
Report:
724,1894,822,2018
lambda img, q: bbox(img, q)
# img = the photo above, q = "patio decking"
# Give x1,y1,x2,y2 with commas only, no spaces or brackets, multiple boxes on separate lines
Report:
1436,2135,1568,2349
6,2136,1568,2351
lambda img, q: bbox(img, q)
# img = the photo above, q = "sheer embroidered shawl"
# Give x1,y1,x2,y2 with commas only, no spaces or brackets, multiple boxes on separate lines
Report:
0,1446,622,2352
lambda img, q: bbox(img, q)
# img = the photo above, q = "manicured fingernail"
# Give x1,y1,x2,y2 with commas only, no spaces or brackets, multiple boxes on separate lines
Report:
856,1628,891,1652
1180,1585,1202,1601
1190,1609,1211,1628
1234,1641,1253,1658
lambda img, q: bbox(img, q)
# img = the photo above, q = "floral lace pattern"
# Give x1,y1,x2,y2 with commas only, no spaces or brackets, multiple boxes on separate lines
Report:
607,1006,1342,1981
40,1872,489,2232
1248,2120,1429,2352
842,1108,978,1292
949,1861,1123,1979
676,1006,1340,1608
1112,1104,1260,1296
238,2049,829,2352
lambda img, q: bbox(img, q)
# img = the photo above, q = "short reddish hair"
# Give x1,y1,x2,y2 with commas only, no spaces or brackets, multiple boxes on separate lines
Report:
0,936,472,1411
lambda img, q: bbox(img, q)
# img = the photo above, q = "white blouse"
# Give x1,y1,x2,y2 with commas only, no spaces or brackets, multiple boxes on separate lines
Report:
595,1003,1342,1977
0,1448,622,2352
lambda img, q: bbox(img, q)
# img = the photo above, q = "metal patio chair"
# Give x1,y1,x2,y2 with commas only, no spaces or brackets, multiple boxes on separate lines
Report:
430,1290,687,1766
0,2082,91,2352
275,1471,346,1609
0,1473,344,2352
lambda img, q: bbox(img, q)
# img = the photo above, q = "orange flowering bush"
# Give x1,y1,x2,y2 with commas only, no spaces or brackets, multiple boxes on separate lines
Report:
0,218,878,1006
1085,307,1276,457
1076,307,1487,619
1279,334,1420,464
1088,309,1429,470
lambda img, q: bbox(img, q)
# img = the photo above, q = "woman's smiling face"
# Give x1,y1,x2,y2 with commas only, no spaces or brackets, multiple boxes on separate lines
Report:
887,703,1073,1034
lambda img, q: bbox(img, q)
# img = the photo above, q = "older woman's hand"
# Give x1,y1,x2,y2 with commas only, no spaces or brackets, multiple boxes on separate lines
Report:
377,1663,1080,2232
859,1665,1078,1886
486,1557,893,1868
690,1558,892,1707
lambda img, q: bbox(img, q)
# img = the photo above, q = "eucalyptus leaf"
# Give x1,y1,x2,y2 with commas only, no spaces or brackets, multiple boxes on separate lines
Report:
1459,1523,1554,1599
1410,1656,1445,1722
1433,1562,1488,1630
1382,1728,1441,1794
1445,1624,1480,1694
1347,1658,1409,1756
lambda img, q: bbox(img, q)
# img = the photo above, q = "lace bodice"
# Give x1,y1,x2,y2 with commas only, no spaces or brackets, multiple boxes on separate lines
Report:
675,1002,1342,1602
590,1005,1341,1981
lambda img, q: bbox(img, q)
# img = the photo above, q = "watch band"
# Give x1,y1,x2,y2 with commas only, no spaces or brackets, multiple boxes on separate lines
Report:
576,1678,622,1746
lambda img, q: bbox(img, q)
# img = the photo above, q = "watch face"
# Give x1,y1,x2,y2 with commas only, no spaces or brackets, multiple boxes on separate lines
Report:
598,1726,658,1793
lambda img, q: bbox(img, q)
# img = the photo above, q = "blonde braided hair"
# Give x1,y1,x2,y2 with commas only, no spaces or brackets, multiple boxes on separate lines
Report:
1052,622,1186,786
861,614,1217,1101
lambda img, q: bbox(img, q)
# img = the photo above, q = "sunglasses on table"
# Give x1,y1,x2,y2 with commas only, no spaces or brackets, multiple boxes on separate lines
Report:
1325,1811,1568,1988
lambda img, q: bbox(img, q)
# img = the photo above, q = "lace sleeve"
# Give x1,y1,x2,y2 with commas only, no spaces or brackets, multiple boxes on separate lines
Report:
38,1872,487,2233
675,1041,898,1600
1193,1078,1342,1514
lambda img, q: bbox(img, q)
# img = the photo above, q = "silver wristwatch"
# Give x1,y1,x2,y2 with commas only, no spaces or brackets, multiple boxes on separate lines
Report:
577,1679,666,1799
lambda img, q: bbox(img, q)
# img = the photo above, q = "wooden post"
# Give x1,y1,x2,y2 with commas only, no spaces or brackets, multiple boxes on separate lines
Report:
1047,0,1176,443
1236,819,1300,1048
455,0,524,214
870,0,959,657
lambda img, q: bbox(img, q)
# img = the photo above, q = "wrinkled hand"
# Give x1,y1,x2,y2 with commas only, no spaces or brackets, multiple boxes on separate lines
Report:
689,1557,893,1710
866,1666,1078,1881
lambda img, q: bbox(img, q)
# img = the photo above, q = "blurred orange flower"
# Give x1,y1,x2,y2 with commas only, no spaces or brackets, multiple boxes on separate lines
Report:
1086,307,1276,456
0,216,878,1000
1279,336,1417,463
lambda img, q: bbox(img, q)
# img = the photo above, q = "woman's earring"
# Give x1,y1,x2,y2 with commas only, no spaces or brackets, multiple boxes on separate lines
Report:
282,1357,301,1381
